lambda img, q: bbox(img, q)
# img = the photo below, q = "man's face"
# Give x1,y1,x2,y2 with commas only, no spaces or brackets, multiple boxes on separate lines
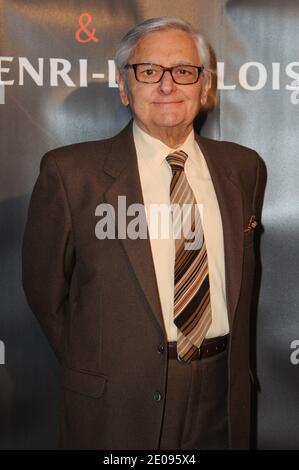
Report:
118,29,209,137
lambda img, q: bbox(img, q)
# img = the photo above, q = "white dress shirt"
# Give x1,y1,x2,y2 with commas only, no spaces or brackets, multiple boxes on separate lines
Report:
133,121,229,341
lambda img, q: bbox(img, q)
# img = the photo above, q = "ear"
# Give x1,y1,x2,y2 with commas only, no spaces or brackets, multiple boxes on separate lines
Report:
200,71,212,105
116,69,130,106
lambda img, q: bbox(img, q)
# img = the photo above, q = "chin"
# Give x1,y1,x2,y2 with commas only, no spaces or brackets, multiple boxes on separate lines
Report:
152,116,183,128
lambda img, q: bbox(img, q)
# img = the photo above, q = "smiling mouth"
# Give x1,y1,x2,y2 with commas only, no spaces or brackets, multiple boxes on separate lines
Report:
152,101,183,105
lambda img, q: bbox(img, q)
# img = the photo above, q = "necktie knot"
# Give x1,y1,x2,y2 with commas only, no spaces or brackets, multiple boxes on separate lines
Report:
166,150,188,173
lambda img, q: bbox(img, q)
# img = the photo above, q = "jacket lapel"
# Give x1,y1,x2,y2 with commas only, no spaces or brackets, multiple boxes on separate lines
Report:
102,122,166,337
196,135,244,328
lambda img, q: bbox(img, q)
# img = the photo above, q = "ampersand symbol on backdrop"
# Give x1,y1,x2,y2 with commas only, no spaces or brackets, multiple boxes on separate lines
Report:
75,13,99,43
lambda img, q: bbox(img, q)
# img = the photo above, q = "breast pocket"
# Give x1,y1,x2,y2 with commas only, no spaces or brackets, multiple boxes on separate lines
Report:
243,214,258,248
243,230,255,248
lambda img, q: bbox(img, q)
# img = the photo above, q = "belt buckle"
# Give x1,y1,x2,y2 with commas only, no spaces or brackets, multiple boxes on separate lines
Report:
177,352,184,362
177,347,201,362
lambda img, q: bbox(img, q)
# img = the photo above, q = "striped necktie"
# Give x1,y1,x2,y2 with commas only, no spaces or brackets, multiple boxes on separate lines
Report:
166,150,212,364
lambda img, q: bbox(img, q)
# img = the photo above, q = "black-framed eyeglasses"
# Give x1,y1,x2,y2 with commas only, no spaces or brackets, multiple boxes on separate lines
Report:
124,63,204,85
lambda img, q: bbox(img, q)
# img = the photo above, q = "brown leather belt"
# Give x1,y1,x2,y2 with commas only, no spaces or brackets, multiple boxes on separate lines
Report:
167,334,228,361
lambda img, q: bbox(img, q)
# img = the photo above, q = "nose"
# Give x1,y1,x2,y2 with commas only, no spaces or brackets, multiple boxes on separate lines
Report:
158,70,176,94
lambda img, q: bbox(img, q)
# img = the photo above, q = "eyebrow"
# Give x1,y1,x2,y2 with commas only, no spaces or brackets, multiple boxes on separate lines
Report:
133,60,195,66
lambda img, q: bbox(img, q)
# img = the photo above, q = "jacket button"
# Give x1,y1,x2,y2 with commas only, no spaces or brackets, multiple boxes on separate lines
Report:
157,343,165,354
153,391,162,401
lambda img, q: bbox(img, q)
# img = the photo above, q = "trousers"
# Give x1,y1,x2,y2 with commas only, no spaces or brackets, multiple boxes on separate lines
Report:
158,348,229,450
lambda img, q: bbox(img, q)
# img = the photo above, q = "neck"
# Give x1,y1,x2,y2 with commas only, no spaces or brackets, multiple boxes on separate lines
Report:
135,121,193,148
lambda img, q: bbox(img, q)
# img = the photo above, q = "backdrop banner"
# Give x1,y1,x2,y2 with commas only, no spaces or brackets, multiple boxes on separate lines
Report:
0,0,298,449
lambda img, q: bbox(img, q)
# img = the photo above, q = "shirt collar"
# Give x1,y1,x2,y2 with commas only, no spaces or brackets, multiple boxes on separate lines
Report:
133,120,197,168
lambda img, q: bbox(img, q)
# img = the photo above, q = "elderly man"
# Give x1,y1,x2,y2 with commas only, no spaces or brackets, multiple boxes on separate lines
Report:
22,17,266,450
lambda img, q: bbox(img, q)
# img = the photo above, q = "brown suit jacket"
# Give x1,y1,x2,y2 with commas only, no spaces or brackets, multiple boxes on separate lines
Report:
22,120,266,449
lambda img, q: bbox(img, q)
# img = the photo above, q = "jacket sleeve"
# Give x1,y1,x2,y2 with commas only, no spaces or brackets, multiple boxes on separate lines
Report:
22,152,75,363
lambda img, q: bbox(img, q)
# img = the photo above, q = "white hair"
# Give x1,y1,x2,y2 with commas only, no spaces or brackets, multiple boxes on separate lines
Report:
115,16,213,84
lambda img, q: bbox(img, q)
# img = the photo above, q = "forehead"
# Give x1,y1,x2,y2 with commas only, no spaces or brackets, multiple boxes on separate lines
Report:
131,29,200,64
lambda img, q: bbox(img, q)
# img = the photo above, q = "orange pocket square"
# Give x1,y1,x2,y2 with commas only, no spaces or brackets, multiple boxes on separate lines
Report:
244,215,258,234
